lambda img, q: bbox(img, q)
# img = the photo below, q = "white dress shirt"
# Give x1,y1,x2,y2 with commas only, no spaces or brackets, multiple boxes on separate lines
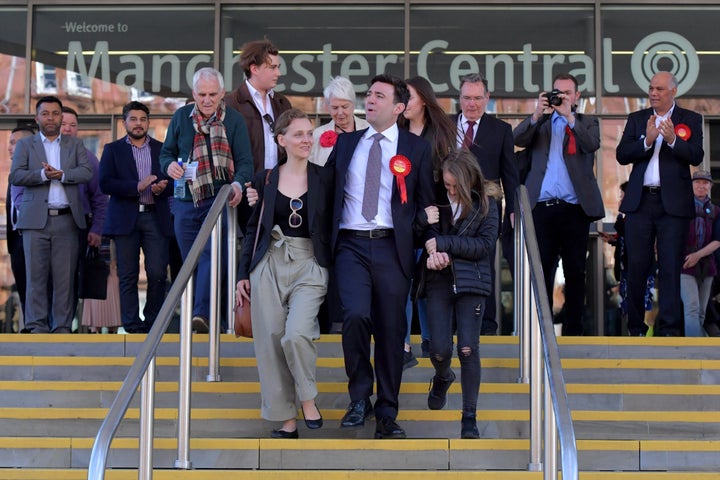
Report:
246,80,278,169
39,133,69,208
340,124,400,230
643,104,676,187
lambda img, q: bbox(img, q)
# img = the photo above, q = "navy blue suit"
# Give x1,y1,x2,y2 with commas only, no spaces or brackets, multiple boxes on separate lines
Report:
328,127,433,421
617,106,704,335
99,136,172,333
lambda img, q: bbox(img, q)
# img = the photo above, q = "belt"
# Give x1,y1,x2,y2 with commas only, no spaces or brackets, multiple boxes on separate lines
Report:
346,228,393,239
48,207,71,216
643,186,661,194
138,204,156,212
540,198,569,207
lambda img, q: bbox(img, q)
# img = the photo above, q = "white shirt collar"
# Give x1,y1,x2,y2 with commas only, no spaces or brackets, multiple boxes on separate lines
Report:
364,123,399,143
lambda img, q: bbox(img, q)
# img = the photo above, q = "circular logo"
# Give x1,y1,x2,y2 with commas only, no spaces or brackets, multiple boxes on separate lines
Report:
631,31,699,97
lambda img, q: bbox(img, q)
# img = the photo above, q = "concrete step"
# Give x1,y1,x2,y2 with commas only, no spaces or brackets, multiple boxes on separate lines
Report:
1,469,719,480
1,437,719,472
3,381,720,412
2,334,720,360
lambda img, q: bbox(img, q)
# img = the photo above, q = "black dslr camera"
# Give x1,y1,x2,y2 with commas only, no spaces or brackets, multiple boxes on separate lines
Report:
544,89,563,107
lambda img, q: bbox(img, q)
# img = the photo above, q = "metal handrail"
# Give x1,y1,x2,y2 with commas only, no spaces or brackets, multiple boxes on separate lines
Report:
514,185,578,480
87,184,235,480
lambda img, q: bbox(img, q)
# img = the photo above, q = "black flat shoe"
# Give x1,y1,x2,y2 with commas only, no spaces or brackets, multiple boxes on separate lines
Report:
374,416,406,439
428,370,455,410
271,428,299,439
302,405,323,429
340,398,373,428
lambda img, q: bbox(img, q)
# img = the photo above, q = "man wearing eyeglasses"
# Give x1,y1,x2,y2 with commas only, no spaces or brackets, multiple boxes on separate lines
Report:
455,73,518,335
513,73,604,336
225,39,292,174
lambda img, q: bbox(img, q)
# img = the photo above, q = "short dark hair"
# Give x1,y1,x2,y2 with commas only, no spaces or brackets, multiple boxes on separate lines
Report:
122,101,150,121
553,73,579,91
35,95,62,113
370,74,410,106
240,39,279,78
11,125,36,135
61,106,78,120
459,73,488,94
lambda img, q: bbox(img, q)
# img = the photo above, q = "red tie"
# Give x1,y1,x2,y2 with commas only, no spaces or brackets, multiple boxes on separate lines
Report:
463,120,475,149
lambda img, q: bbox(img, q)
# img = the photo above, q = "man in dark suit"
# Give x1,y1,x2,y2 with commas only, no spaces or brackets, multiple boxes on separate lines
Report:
616,71,704,336
328,74,433,439
6,126,35,319
514,73,604,336
100,101,173,334
455,73,519,335
9,96,93,333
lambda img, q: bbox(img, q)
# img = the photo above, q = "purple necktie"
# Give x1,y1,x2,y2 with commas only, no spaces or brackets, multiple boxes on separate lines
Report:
361,133,384,221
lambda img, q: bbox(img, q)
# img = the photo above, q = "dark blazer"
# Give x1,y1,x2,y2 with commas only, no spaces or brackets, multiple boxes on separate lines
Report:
225,82,292,173
455,113,519,214
238,163,334,279
616,106,704,218
328,128,434,278
420,192,499,297
514,112,605,221
99,136,173,237
9,134,93,229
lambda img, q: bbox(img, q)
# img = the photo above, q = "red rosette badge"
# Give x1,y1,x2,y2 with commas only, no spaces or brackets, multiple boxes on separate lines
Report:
389,155,412,204
319,130,338,148
674,124,691,142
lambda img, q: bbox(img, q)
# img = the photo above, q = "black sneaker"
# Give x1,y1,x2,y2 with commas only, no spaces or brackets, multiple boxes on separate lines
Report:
427,370,455,410
461,413,479,439
403,348,418,370
420,339,431,358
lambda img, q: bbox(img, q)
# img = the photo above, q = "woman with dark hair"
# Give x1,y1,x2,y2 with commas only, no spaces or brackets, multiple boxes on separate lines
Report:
237,108,334,438
416,148,500,438
401,76,457,186
399,76,458,363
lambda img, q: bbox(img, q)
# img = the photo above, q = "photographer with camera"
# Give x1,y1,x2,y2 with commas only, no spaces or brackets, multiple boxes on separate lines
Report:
513,73,604,336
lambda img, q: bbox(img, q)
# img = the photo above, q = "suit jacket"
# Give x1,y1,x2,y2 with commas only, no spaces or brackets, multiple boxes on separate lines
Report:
238,163,334,279
328,127,434,278
514,112,604,220
616,106,704,218
455,113,519,214
9,134,93,229
225,82,292,173
99,136,173,237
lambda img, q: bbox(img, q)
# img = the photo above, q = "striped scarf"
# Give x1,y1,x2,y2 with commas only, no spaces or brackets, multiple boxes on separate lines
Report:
190,101,234,204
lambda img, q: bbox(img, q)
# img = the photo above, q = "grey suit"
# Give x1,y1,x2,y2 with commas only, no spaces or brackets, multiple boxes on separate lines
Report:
9,134,93,333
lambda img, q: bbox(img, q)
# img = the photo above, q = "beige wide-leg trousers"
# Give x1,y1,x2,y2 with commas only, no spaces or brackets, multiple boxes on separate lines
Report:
250,225,329,421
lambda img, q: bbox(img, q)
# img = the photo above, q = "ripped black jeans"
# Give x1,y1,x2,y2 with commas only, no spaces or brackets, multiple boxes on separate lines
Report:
425,278,485,414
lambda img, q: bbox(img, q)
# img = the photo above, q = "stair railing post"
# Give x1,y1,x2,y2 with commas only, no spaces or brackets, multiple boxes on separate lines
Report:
226,205,238,335
139,356,156,480
528,292,542,471
174,279,193,470
516,217,530,383
544,366,558,480
207,216,222,382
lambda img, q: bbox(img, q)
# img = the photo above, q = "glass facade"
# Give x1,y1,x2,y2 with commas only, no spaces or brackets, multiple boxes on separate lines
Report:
2,1,719,333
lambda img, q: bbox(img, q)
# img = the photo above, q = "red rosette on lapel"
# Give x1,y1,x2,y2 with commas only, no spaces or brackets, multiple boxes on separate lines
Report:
674,123,691,141
389,155,411,204
565,125,576,155
319,130,338,148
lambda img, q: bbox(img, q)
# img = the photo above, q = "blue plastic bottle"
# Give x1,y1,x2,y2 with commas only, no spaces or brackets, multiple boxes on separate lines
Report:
173,158,186,198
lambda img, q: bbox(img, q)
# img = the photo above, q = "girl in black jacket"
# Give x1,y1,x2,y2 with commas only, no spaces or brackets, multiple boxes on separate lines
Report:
420,149,499,438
